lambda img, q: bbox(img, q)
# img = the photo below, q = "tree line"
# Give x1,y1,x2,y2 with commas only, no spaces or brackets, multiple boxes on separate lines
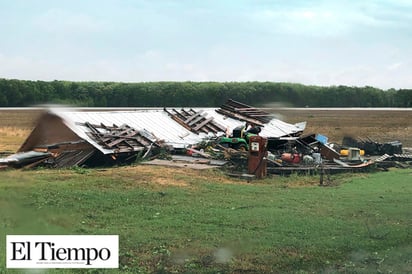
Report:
0,78,411,107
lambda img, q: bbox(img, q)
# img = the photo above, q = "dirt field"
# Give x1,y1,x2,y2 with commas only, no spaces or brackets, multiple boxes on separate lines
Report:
0,109,41,152
274,108,412,147
0,108,411,152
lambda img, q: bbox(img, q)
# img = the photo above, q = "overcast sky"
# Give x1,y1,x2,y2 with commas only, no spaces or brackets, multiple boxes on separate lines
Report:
1,0,411,89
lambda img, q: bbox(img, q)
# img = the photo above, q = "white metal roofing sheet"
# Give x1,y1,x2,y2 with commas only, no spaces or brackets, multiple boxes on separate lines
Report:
200,109,305,138
50,108,305,154
54,109,203,154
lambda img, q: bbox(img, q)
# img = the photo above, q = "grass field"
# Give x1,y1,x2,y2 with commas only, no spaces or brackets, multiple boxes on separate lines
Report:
0,108,411,273
0,166,411,273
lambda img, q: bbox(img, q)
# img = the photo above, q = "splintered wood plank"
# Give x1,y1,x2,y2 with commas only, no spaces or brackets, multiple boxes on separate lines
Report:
184,110,204,124
187,114,206,127
98,130,138,139
172,109,187,120
172,116,192,131
132,135,151,146
164,109,192,131
84,122,100,134
100,123,109,129
193,117,214,131
203,123,221,134
123,139,139,148
180,108,197,119
106,138,126,148
215,109,264,126
100,137,113,143
210,121,227,132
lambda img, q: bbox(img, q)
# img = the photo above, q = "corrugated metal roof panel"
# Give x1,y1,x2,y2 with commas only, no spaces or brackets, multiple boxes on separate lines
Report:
201,109,305,138
51,108,305,154
54,109,203,154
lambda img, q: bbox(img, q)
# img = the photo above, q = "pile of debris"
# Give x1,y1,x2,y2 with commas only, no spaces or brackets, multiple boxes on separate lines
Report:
1,99,410,174
0,123,166,169
0,99,304,170
260,134,411,175
187,132,411,175
342,136,403,155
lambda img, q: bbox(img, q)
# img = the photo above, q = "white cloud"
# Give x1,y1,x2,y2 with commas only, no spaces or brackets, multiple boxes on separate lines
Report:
249,1,402,38
1,0,412,89
1,49,411,89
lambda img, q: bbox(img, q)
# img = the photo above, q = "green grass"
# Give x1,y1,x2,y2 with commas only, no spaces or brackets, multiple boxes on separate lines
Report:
0,167,411,273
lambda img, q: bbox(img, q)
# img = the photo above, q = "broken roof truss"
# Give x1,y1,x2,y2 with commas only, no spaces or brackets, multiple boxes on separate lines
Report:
164,108,227,134
78,122,163,153
216,99,275,126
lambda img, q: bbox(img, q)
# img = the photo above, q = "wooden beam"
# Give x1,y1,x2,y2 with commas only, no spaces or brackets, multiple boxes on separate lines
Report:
184,110,204,124
215,109,264,126
187,114,206,127
164,108,193,131
106,138,126,148
193,117,214,131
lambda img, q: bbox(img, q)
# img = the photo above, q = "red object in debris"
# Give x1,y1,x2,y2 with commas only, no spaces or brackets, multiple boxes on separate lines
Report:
281,153,301,163
292,153,301,163
281,153,293,162
248,136,268,179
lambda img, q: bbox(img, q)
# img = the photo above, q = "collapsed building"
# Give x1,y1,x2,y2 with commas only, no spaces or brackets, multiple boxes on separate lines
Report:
2,99,410,174
0,100,306,169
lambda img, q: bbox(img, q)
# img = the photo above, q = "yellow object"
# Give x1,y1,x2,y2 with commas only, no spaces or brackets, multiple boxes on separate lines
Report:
340,149,365,156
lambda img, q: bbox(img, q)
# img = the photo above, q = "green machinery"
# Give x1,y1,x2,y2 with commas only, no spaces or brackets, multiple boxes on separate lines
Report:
218,125,261,151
